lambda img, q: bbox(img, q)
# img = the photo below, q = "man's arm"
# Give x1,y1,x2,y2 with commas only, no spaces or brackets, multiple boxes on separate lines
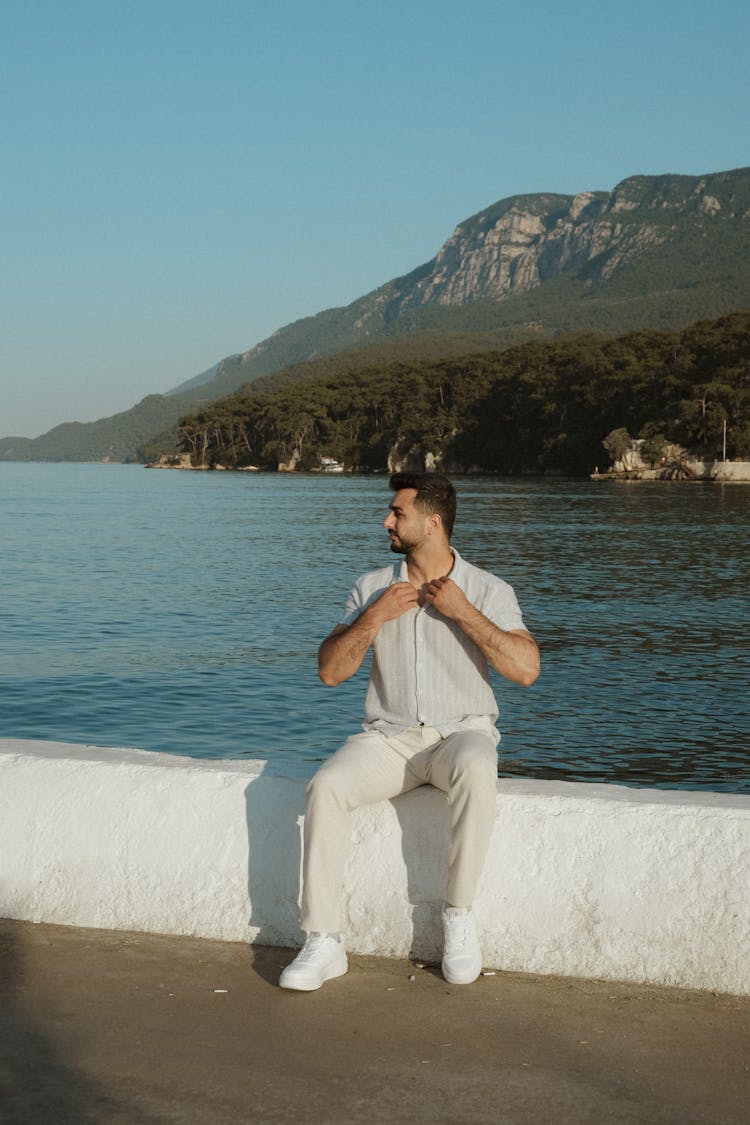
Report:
423,577,540,687
318,581,419,687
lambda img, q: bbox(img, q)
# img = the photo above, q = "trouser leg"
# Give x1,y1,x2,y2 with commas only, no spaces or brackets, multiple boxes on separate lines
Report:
411,726,498,908
301,730,419,934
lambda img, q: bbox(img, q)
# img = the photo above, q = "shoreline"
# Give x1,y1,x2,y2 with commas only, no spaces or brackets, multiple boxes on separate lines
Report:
591,458,750,483
145,457,750,481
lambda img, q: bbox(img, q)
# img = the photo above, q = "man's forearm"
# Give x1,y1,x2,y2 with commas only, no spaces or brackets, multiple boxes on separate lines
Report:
422,576,540,686
452,604,540,686
317,612,381,687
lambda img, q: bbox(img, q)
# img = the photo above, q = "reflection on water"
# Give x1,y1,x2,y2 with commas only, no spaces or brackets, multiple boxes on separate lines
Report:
0,464,747,793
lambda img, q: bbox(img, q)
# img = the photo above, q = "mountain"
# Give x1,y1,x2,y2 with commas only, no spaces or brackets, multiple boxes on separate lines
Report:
199,167,750,391
4,166,750,462
166,360,221,396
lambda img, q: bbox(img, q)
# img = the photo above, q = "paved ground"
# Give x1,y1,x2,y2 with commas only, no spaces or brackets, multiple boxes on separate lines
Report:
1,919,748,1124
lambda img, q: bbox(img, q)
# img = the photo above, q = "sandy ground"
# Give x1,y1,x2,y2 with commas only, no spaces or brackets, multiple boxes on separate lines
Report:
1,919,748,1124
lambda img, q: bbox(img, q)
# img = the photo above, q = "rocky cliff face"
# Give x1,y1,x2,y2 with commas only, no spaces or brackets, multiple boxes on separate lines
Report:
372,169,750,321
233,167,750,372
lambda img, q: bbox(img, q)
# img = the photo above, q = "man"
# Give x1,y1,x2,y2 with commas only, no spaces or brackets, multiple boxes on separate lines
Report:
280,471,540,991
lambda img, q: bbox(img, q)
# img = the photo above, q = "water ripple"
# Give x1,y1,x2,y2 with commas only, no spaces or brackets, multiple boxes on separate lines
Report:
0,464,747,792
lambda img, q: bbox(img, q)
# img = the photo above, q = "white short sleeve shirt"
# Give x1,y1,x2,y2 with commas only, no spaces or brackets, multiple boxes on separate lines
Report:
339,548,527,743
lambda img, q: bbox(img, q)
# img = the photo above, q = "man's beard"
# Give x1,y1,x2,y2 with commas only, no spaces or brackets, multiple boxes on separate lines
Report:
388,533,417,555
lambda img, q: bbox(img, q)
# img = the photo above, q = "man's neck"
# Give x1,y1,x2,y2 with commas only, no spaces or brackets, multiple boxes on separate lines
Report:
405,542,455,587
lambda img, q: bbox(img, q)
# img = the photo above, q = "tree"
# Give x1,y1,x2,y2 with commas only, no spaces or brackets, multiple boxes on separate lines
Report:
602,428,632,465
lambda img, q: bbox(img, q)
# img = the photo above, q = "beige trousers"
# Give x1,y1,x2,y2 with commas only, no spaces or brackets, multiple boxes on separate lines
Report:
301,719,499,935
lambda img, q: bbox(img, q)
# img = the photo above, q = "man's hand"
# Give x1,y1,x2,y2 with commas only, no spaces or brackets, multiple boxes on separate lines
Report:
421,576,470,618
370,581,420,623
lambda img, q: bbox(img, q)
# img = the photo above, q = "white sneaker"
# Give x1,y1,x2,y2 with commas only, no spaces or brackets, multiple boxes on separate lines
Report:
279,933,348,991
441,906,483,985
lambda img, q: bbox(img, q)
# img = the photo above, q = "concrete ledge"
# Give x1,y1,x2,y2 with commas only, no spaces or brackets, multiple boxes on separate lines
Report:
1,738,748,995
687,459,750,481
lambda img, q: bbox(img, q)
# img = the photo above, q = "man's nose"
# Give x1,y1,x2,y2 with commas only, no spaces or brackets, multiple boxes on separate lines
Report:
384,512,395,529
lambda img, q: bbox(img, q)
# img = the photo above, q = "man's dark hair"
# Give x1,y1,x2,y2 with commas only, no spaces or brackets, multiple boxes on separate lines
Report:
389,471,457,538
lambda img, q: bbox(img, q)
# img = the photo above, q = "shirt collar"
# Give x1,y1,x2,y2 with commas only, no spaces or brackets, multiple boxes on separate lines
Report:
448,546,465,583
392,546,465,585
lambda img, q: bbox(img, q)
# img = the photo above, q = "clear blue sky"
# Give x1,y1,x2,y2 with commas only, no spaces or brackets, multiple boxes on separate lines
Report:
1,0,748,437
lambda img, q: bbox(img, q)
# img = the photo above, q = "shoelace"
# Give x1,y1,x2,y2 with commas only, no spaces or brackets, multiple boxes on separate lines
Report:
296,935,329,962
444,913,473,953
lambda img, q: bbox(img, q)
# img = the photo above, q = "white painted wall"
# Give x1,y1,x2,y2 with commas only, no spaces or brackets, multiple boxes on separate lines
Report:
1,739,748,995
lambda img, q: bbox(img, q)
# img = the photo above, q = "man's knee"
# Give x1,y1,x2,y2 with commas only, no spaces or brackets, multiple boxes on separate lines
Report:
306,762,347,810
448,736,498,788
306,742,368,812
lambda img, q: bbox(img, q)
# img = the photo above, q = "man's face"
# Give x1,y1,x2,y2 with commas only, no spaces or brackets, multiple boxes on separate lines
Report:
383,489,431,554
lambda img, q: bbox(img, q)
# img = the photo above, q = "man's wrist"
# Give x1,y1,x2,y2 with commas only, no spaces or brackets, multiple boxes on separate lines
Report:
352,605,384,637
449,599,482,628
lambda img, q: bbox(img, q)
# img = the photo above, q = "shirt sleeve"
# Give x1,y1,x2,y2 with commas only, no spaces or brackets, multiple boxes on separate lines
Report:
338,566,399,628
481,577,526,633
339,578,367,627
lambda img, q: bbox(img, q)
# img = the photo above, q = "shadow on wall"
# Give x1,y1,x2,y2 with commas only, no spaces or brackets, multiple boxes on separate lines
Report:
393,787,451,963
244,766,453,967
244,766,309,959
0,918,143,1124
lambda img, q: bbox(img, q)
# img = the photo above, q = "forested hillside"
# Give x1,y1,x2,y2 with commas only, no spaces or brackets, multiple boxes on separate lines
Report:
0,393,198,464
174,311,750,477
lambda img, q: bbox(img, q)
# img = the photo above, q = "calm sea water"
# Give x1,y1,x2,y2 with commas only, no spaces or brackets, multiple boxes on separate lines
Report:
0,463,747,792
